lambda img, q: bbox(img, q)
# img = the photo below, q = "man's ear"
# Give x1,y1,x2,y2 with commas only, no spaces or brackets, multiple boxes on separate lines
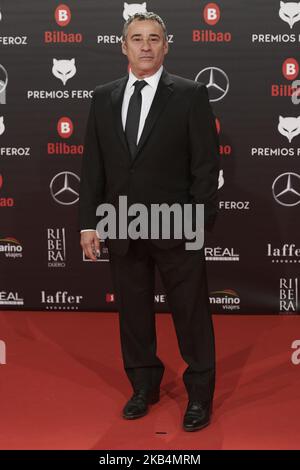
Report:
121,40,128,56
164,39,169,55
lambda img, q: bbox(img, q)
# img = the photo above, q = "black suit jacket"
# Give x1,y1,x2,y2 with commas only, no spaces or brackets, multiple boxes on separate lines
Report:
79,68,220,256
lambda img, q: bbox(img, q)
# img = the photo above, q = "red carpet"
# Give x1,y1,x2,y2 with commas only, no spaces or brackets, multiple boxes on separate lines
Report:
0,311,299,450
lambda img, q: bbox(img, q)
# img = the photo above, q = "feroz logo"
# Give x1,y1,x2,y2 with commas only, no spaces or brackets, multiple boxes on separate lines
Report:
52,58,76,86
278,116,300,142
279,2,300,29
123,2,147,21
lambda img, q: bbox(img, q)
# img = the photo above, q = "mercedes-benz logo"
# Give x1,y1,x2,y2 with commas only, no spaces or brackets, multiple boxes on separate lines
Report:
272,172,300,207
195,67,229,102
50,171,80,205
0,64,8,104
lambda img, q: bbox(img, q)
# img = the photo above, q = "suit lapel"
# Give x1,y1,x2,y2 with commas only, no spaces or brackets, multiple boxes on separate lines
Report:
110,75,130,158
134,69,174,162
110,68,174,165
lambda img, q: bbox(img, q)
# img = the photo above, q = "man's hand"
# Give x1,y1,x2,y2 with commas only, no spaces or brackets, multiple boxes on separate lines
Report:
80,230,100,261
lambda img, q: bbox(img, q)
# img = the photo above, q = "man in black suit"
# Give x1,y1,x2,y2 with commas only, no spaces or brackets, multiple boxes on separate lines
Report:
79,11,219,431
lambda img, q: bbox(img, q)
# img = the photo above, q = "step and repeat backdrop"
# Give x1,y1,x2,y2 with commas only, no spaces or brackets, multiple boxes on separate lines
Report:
0,1,299,313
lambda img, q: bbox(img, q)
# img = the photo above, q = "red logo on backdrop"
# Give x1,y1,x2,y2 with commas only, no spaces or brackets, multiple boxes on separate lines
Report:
203,3,220,26
282,58,299,81
55,4,71,27
215,117,221,134
57,117,74,139
0,174,15,207
106,293,115,303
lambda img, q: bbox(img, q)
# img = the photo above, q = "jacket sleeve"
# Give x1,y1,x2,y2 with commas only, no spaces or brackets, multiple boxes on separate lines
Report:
78,88,106,231
188,83,220,231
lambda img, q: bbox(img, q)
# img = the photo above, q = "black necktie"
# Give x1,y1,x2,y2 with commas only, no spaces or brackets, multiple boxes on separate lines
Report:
125,79,147,159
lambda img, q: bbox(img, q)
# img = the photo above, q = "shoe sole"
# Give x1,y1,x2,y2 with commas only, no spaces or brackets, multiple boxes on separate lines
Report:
183,420,211,432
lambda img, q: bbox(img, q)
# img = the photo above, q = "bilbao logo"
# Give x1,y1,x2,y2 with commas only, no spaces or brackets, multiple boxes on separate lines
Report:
57,117,74,139
203,2,220,26
193,2,231,42
45,4,83,43
0,174,15,207
55,4,71,27
271,58,300,98
47,117,83,156
282,58,299,80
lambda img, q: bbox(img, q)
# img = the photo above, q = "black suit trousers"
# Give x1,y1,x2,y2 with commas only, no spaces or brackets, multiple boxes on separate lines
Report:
109,237,215,402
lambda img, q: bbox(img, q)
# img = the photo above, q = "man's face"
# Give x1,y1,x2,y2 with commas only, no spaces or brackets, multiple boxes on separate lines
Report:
122,19,168,77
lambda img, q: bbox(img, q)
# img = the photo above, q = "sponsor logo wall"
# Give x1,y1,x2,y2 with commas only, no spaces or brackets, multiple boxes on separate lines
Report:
0,1,298,314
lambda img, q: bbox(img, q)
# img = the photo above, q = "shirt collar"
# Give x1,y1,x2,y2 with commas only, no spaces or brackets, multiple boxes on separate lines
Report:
127,65,163,90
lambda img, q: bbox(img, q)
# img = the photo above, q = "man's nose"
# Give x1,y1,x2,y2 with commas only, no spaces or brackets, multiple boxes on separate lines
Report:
141,41,151,50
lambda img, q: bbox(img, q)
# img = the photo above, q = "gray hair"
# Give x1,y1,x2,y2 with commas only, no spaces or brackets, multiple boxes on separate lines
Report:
122,11,168,41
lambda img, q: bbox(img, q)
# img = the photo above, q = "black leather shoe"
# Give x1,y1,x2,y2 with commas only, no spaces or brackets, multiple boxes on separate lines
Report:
122,388,160,420
183,400,212,431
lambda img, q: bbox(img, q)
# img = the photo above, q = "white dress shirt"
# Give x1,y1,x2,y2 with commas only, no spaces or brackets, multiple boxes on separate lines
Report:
81,65,164,234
